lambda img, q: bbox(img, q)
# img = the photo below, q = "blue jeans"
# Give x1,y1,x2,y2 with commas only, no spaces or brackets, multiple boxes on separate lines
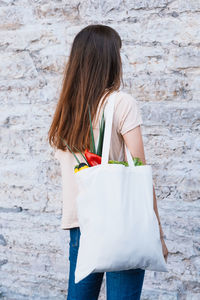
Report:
67,227,145,300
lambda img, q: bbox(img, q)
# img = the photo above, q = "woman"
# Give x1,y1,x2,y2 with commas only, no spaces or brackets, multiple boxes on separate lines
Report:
48,24,168,300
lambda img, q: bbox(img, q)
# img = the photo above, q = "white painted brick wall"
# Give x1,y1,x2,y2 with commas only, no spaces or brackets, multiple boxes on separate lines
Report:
0,1,199,299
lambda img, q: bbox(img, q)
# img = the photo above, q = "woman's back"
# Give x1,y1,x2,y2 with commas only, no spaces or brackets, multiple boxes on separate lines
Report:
55,89,143,230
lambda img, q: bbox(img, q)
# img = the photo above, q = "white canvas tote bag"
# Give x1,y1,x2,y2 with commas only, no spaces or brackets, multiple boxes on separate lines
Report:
74,91,168,284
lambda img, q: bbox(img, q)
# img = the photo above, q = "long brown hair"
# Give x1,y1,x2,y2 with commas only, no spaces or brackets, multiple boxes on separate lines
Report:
48,24,123,153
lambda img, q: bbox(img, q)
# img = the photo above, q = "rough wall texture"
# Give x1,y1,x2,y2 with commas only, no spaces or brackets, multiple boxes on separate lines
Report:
0,0,200,299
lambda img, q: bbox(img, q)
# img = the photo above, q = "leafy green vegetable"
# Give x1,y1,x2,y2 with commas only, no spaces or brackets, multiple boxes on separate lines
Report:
108,157,144,167
88,104,96,154
60,137,80,165
108,160,128,166
73,146,89,166
133,157,144,166
97,110,105,156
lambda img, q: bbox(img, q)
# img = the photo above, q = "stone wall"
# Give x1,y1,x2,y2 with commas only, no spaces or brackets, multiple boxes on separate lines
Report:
0,0,199,299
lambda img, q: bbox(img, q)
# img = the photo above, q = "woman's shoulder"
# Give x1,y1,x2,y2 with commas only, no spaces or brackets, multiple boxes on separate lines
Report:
115,90,138,107
113,90,143,135
114,90,141,118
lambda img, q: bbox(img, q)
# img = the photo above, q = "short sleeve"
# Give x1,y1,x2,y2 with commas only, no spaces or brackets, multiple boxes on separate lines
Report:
115,92,143,136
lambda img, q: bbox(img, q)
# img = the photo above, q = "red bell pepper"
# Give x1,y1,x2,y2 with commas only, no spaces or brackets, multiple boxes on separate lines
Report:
84,149,101,166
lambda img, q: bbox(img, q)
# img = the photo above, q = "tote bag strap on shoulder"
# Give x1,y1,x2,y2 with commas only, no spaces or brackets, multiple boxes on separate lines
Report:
101,91,135,167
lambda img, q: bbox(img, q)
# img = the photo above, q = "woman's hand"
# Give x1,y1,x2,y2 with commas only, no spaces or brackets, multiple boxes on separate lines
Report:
161,237,168,263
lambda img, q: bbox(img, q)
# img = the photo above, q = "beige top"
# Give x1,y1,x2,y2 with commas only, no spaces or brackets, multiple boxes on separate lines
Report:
54,90,143,230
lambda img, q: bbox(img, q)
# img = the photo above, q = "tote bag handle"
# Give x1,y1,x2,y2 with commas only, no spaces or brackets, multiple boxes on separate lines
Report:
100,92,135,167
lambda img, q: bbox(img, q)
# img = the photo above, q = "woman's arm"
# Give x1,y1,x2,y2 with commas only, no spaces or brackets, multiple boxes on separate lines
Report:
122,125,168,262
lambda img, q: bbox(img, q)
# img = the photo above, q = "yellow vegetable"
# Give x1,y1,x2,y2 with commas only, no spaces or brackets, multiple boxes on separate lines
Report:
74,163,89,173
78,165,89,171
